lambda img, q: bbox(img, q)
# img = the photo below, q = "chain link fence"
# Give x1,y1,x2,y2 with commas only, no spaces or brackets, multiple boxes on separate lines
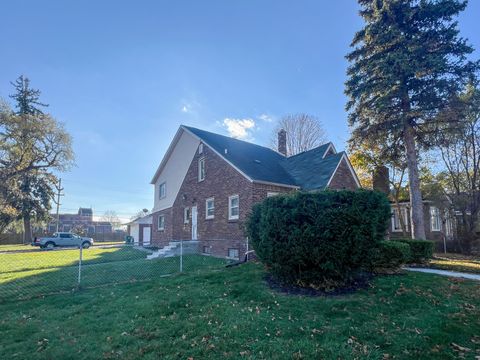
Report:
0,240,243,303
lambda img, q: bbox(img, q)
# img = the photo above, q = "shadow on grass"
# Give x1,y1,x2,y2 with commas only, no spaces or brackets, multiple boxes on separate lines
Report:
0,246,226,303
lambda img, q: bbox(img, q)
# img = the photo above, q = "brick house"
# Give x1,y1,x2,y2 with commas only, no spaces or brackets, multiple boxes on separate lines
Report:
47,207,113,235
150,125,360,259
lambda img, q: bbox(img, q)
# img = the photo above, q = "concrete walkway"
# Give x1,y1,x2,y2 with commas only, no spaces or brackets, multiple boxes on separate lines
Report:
404,267,480,281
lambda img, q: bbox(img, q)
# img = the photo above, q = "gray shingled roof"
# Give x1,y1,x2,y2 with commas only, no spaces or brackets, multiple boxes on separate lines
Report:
183,126,345,190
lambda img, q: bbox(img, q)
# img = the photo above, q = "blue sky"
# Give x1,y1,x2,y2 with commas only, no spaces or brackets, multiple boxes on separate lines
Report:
1,0,479,221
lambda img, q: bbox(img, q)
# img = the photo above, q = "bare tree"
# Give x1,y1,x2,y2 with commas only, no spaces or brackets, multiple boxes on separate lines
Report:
131,208,150,221
101,210,121,230
270,114,327,156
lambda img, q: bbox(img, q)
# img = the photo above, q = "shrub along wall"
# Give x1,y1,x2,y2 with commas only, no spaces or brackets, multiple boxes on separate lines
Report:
246,190,391,289
393,238,434,264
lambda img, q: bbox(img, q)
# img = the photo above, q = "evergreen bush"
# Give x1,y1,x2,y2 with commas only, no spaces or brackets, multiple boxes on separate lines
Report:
371,241,410,271
246,190,391,288
393,239,434,263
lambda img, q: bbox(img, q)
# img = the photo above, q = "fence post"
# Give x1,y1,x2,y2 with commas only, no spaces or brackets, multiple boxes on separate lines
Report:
180,239,183,273
78,245,83,287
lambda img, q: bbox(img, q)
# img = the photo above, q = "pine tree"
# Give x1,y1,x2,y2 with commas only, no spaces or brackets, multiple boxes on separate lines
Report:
9,75,48,116
345,0,479,239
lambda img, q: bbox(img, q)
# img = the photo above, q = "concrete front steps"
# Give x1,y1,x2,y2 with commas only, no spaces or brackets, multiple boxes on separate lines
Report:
146,240,199,260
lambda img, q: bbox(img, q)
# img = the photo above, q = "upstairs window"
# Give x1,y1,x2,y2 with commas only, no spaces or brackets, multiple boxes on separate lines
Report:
206,198,215,219
198,143,203,154
198,158,205,182
228,195,239,220
159,182,166,199
158,215,165,231
430,206,441,232
184,208,190,224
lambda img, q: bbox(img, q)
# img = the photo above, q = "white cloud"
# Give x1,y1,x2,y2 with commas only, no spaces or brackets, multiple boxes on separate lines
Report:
258,114,273,122
181,105,190,113
222,118,256,140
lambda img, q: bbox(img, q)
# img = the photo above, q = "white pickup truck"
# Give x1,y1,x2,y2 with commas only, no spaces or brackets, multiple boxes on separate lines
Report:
32,232,94,249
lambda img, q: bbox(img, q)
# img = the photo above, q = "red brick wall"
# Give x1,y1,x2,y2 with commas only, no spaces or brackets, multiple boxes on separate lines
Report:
151,142,360,257
151,143,293,257
328,158,359,190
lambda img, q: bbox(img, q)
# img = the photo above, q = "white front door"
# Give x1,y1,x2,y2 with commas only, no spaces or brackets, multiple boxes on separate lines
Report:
142,226,151,246
191,206,198,240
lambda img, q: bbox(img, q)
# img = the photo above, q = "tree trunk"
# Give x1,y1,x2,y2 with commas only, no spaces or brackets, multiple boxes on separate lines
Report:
403,124,426,240
23,215,32,244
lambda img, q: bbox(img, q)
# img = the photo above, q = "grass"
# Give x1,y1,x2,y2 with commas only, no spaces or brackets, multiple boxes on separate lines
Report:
0,241,124,252
428,253,480,274
0,246,225,302
0,262,480,359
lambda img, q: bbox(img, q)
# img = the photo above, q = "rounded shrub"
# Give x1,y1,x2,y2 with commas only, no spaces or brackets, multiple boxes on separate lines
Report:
393,239,434,263
371,241,410,271
246,190,391,288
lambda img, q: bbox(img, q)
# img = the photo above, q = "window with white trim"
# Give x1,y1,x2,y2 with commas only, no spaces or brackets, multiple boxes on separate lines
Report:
158,215,165,231
445,211,453,236
392,207,408,232
430,206,441,232
228,248,239,260
198,143,203,154
228,195,239,220
198,158,205,182
206,198,215,219
159,182,166,199
267,192,279,197
184,207,190,224
203,245,211,254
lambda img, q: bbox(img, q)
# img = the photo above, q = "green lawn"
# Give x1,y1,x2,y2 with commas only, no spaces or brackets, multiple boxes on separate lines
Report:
0,246,225,302
0,262,479,359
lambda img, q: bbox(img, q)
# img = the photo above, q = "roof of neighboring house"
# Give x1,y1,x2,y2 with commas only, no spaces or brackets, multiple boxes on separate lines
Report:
182,126,357,190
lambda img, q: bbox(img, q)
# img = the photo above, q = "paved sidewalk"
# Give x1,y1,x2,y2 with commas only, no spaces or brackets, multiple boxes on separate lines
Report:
404,267,480,281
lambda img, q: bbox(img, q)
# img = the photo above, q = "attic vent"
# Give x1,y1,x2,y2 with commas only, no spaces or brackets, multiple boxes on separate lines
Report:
254,159,261,164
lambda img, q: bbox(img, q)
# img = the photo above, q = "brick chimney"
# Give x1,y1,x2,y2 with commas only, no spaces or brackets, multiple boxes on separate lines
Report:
278,129,287,156
372,165,390,195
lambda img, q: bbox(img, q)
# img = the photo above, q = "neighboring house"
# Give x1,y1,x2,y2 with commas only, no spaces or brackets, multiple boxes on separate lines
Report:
149,125,360,259
126,214,153,246
47,207,113,235
389,201,456,251
372,167,457,251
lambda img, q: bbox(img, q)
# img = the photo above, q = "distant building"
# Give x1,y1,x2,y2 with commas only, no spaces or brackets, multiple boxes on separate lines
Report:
48,207,113,235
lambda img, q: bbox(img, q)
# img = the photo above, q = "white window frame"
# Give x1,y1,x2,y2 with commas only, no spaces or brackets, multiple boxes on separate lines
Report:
198,143,203,154
391,207,408,232
183,207,189,224
430,206,442,232
267,192,279,197
158,215,165,231
159,182,166,199
198,158,205,182
205,197,215,219
227,248,239,260
228,195,239,220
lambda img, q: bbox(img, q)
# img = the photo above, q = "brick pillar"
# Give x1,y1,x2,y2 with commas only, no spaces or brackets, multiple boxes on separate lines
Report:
278,129,287,156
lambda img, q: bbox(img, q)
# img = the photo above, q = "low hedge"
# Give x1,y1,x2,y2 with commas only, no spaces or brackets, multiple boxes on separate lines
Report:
245,190,391,288
371,241,410,271
393,239,434,263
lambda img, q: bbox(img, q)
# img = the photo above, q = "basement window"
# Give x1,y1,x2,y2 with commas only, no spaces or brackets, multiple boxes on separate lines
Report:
228,248,239,260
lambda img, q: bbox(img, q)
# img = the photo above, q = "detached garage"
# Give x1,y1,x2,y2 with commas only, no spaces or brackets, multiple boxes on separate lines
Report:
126,214,153,246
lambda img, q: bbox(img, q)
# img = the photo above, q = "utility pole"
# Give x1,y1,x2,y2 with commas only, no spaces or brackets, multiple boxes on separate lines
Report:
53,178,64,233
